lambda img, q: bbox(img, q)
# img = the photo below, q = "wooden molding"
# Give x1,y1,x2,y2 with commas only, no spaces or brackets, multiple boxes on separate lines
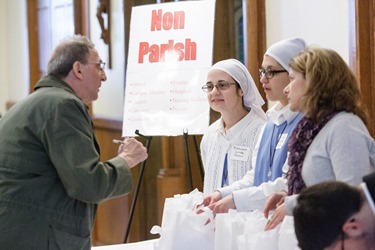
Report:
27,0,40,94
243,0,266,109
349,0,375,136
92,115,123,131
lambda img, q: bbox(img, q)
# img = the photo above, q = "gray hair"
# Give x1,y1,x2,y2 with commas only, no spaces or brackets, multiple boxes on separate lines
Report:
47,35,95,78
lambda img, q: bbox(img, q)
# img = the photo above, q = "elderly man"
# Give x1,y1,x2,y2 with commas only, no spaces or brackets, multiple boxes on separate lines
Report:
0,35,148,249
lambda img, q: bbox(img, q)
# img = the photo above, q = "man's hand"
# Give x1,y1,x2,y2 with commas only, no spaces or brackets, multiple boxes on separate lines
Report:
118,138,148,168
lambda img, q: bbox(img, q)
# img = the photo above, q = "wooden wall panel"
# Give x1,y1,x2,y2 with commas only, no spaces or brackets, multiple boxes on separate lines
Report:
92,117,167,244
91,117,130,245
349,0,375,137
244,0,267,108
73,0,90,36
27,0,40,93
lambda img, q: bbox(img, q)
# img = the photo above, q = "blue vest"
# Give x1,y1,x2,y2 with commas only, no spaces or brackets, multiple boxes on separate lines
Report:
253,113,304,186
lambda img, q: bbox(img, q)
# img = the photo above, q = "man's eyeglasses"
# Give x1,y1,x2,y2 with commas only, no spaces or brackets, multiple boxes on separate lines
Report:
88,61,106,71
202,81,238,92
259,68,287,79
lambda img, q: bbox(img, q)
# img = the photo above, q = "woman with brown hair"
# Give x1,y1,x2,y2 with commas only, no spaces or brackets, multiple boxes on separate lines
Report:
264,47,375,230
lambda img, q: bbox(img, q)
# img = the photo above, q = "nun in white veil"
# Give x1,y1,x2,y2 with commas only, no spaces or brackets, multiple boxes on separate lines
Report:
200,58,266,195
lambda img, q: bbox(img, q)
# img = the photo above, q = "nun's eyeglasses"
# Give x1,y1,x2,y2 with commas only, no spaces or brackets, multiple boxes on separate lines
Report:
259,68,287,79
202,81,237,92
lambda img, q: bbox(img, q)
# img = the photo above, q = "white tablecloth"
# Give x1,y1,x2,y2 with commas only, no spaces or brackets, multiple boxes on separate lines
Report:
92,239,158,250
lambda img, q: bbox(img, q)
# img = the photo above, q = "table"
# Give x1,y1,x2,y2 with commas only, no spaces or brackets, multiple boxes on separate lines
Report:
92,239,158,250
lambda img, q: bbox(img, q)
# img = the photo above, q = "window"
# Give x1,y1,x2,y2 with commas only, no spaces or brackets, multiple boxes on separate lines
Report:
37,0,74,76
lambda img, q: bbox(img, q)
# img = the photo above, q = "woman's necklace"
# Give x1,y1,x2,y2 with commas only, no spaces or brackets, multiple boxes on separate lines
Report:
268,123,287,178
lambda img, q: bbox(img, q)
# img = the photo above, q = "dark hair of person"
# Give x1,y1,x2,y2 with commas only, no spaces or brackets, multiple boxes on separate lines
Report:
47,35,95,78
293,181,363,250
289,47,368,124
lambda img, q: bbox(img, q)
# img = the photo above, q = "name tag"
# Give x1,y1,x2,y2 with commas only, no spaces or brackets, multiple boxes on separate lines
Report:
230,145,250,161
276,133,288,149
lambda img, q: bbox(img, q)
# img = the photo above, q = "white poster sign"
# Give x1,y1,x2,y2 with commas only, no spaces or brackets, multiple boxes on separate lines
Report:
122,0,216,136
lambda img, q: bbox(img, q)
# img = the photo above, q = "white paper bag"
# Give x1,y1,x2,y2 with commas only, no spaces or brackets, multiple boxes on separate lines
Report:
215,210,243,250
236,212,300,250
215,210,280,250
151,189,215,250
278,216,300,250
